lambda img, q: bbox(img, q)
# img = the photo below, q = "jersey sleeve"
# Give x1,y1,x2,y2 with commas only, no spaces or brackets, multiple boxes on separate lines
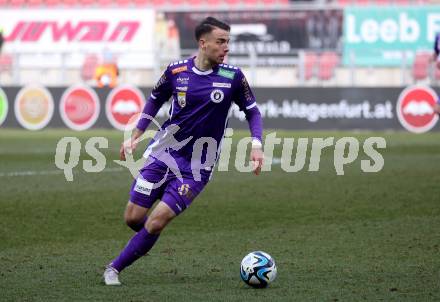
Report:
232,69,257,112
136,67,173,131
149,67,173,106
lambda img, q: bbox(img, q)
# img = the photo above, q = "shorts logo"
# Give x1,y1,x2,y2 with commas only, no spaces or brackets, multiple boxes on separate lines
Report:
218,68,235,79
134,178,153,196
172,66,188,75
213,82,231,88
177,92,186,108
178,184,194,199
210,89,224,103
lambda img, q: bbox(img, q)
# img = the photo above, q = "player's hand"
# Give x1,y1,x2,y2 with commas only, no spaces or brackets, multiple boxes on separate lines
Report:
119,129,144,161
119,138,139,161
251,146,264,176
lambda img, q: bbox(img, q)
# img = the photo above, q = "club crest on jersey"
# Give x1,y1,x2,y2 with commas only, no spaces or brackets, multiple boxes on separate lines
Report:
177,92,186,107
210,89,224,103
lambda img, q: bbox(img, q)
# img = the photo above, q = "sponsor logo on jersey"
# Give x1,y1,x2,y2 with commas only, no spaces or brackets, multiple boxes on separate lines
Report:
218,68,235,79
210,89,224,103
14,85,54,130
0,88,8,126
177,77,189,85
176,86,188,91
134,177,153,195
60,85,100,131
396,85,439,133
177,92,186,108
213,82,232,88
171,65,188,74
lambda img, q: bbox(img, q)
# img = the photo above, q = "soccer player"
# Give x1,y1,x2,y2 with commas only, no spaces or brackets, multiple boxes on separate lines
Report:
103,16,264,285
433,32,440,115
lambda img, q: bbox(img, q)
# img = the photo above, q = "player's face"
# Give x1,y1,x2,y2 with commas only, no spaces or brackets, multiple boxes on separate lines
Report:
201,28,230,65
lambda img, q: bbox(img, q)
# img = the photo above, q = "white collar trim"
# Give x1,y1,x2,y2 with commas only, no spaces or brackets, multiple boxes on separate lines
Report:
192,66,213,75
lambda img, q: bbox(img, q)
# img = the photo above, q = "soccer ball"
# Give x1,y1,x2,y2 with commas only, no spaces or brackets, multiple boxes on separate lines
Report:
240,251,277,288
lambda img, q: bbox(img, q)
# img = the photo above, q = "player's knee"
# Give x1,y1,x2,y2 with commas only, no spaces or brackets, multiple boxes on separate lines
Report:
125,217,137,229
146,217,167,234
124,215,143,230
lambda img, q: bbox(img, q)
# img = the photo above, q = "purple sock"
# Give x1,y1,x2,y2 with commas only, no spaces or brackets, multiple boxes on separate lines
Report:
111,228,159,273
128,216,148,232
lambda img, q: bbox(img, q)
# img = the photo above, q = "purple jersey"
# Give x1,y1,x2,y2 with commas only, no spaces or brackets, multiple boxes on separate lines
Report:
140,57,258,175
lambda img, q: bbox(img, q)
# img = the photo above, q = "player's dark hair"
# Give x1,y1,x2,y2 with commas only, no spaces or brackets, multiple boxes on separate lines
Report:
195,17,230,41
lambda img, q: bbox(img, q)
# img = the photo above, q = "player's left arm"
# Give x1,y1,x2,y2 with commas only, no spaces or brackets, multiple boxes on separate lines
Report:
233,70,264,175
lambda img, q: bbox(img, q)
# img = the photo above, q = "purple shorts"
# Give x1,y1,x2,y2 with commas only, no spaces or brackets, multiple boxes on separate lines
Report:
129,159,209,215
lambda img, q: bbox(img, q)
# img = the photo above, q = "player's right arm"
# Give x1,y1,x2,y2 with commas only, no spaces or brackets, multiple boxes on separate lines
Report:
120,68,173,160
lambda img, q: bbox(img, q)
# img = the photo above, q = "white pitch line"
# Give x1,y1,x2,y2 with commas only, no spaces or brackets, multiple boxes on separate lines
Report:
0,167,124,177
0,157,282,178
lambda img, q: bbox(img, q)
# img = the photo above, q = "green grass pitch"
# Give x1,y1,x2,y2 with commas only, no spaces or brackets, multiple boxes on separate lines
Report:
0,129,439,301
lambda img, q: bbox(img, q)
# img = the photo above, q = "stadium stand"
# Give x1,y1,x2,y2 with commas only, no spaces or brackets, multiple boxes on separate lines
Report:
412,51,431,81
304,52,318,81
80,54,99,82
0,0,288,6
317,51,339,81
0,54,13,74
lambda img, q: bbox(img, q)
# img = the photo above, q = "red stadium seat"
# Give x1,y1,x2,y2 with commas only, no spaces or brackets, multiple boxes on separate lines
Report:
243,0,259,5
224,0,240,5
204,0,220,5
9,0,25,6
81,54,99,81
27,0,44,6
0,54,13,73
45,0,62,6
114,0,131,5
151,0,166,5
98,0,113,5
132,0,148,5
79,0,95,5
304,52,318,81
62,0,77,6
412,52,431,80
318,51,340,81
186,0,202,5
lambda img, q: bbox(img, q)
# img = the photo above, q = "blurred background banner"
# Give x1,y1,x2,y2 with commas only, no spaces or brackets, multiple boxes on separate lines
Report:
343,6,440,66
0,9,155,68
165,10,343,66
2,85,438,132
